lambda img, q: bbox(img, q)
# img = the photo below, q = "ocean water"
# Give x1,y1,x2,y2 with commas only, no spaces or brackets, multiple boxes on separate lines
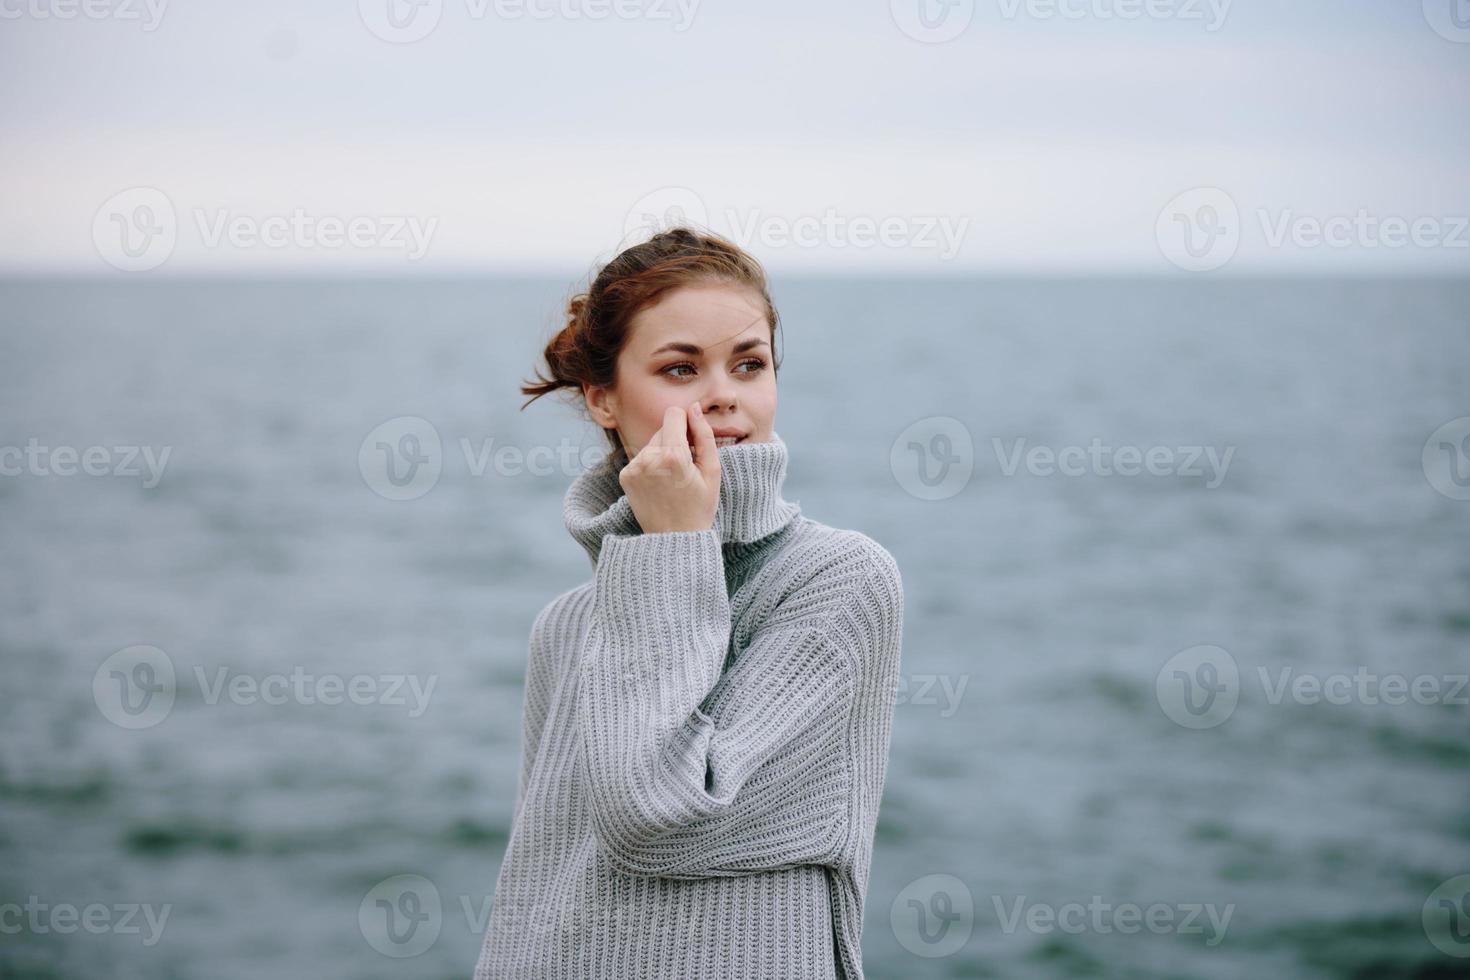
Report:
1,277,1467,980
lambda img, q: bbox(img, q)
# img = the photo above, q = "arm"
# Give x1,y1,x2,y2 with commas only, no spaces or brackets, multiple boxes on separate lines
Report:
511,596,568,824
576,528,904,878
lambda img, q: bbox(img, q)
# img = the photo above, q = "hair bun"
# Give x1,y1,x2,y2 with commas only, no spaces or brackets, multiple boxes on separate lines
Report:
565,293,588,326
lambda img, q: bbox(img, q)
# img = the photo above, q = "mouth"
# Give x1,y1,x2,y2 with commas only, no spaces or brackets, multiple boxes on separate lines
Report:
712,432,747,447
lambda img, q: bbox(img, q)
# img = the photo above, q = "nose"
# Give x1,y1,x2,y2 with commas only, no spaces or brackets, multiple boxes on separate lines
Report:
700,373,738,415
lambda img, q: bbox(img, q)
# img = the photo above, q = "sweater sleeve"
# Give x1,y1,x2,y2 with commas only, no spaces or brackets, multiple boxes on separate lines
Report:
576,527,904,879
511,597,564,825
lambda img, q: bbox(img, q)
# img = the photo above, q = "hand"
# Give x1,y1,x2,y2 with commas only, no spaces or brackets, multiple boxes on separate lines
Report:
619,402,722,534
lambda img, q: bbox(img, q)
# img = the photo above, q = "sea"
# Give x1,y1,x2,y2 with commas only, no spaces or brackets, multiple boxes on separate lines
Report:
1,276,1467,979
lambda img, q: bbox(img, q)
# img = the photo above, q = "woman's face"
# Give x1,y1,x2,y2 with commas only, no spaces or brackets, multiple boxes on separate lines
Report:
585,281,777,460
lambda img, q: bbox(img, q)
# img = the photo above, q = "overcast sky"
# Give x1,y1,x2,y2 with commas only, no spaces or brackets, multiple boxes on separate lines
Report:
3,0,1468,275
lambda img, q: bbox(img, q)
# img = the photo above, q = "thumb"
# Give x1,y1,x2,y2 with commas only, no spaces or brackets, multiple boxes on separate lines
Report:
687,401,720,480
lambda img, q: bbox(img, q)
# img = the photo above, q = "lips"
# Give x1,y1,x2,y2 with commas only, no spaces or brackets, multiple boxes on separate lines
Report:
710,428,747,447
710,427,746,444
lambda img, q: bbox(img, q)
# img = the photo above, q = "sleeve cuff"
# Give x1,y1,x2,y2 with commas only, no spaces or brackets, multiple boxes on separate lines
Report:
590,527,730,692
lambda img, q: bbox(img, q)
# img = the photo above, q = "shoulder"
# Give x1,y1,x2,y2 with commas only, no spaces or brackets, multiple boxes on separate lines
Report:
527,581,596,668
760,517,904,635
785,515,902,593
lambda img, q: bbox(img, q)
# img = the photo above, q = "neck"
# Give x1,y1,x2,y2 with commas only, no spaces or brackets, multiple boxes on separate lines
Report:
564,430,802,566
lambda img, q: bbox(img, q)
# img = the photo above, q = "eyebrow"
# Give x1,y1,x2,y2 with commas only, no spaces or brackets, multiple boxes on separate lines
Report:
649,338,771,357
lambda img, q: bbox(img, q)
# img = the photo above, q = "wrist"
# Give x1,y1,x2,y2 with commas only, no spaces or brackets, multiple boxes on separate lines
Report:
643,520,715,535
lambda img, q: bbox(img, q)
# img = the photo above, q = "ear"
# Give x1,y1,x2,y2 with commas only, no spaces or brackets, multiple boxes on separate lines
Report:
583,382,619,430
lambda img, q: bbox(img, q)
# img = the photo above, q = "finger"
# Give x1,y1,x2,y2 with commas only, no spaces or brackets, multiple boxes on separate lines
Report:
639,406,672,458
661,405,692,465
687,401,718,477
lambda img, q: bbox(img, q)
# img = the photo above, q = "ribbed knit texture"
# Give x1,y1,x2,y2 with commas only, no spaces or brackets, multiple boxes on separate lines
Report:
472,431,905,980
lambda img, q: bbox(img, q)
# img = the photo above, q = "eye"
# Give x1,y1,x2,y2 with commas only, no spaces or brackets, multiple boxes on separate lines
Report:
660,357,767,380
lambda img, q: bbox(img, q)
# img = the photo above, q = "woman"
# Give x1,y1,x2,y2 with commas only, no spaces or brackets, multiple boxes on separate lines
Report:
473,227,905,980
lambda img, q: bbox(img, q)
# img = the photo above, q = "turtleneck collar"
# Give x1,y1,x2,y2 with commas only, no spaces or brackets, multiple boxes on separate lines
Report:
564,430,802,566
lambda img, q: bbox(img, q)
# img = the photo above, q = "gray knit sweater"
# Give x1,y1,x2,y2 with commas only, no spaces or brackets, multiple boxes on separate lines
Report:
472,431,904,980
